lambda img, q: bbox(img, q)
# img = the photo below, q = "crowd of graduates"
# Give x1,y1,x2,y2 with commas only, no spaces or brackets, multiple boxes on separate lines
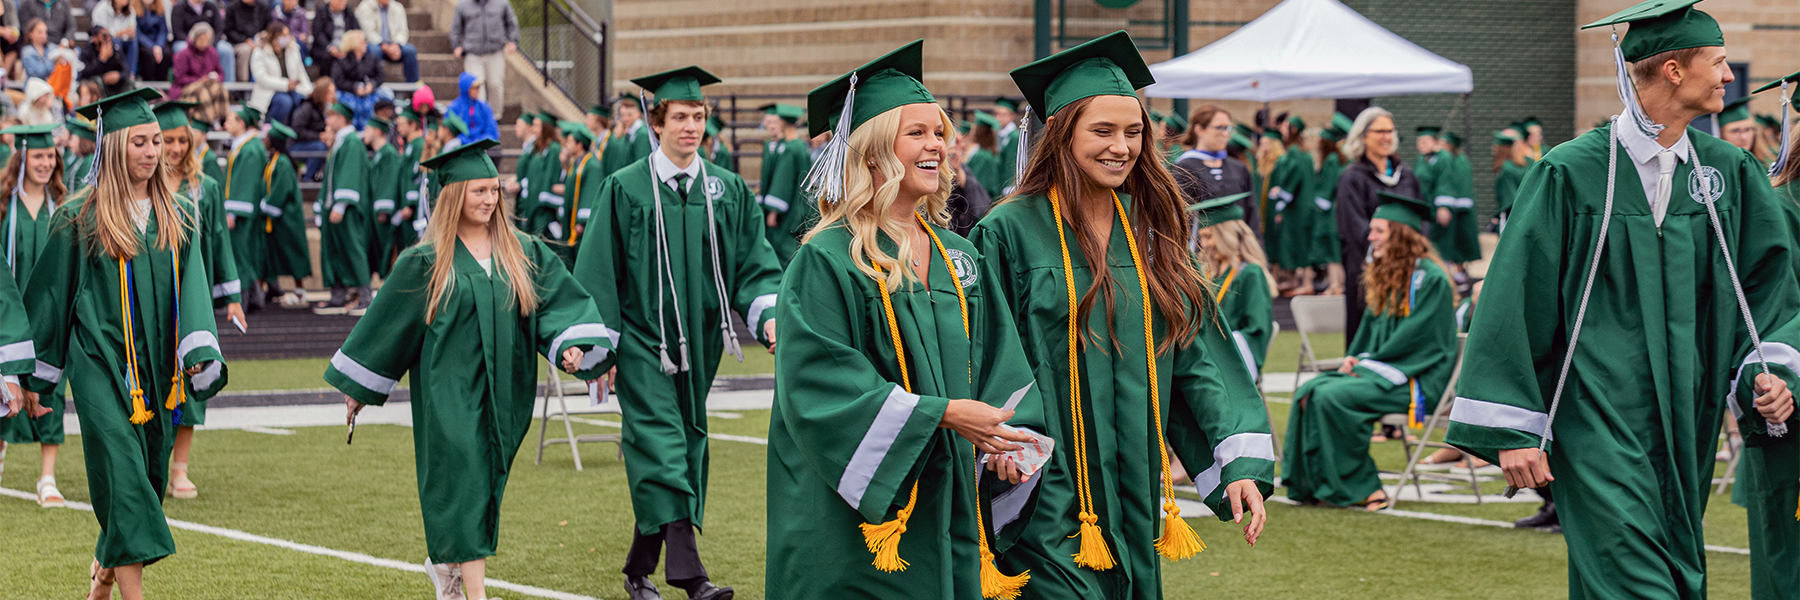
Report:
7,0,1800,598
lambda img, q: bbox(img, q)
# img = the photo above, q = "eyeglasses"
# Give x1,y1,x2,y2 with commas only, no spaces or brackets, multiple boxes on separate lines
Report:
1367,128,1396,135
1207,125,1232,132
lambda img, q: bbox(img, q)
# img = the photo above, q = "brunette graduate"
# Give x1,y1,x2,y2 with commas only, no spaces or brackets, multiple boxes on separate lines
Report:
0,124,71,507
314,103,374,315
23,87,229,600
766,40,1047,600
326,139,615,600
969,31,1274,600
258,122,312,308
222,106,269,309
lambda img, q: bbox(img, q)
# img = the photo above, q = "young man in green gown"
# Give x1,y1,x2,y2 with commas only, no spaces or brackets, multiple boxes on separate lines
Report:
314,103,374,315
602,94,653,178
1447,3,1800,597
364,117,404,276
755,103,813,265
550,120,600,266
572,66,783,600
223,106,268,309
260,122,312,307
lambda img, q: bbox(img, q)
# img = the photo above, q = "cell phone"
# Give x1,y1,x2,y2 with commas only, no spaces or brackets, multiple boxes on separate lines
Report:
346,413,358,445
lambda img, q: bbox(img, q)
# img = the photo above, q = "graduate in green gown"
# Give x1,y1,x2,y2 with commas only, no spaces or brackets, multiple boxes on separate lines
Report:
572,66,784,600
700,115,733,172
1491,130,1529,233
154,105,241,502
197,120,227,185
972,32,1274,600
64,120,97,194
392,108,429,254
222,106,268,309
363,117,404,276
1447,5,1800,597
327,139,615,600
1307,114,1351,294
756,103,814,265
1265,116,1315,290
1193,193,1276,379
585,105,613,166
1716,96,1758,155
602,94,653,178
259,122,311,306
965,111,1007,200
314,103,374,314
768,42,1047,598
24,88,230,598
0,124,73,507
522,111,564,238
1739,69,1800,600
992,98,1024,194
549,120,600,266
1426,130,1482,270
1284,193,1457,509
508,112,537,229
0,251,29,416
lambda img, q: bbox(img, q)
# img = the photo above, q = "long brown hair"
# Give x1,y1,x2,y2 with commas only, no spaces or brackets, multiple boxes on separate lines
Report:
1363,223,1453,316
0,146,68,223
1008,95,1210,355
1181,104,1228,148
421,179,539,322
74,127,186,258
1775,130,1800,189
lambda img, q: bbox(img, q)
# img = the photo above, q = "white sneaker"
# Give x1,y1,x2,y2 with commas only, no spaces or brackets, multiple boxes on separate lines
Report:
424,560,465,600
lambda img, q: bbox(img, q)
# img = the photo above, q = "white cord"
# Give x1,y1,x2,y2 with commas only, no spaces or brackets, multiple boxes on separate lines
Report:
1691,143,1785,437
697,159,743,362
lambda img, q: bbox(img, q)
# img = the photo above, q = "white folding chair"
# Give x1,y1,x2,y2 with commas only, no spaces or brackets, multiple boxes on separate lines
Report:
1288,295,1347,391
535,361,622,471
1394,334,1481,504
1261,321,1283,462
1715,426,1742,494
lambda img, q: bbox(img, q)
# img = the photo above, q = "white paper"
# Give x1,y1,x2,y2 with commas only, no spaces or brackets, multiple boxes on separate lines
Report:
993,425,1054,477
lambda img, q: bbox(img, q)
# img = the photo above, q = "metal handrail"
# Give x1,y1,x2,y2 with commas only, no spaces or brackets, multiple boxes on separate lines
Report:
515,0,608,110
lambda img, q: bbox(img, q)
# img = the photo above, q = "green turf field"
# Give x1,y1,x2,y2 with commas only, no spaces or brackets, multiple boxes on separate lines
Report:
0,333,1757,599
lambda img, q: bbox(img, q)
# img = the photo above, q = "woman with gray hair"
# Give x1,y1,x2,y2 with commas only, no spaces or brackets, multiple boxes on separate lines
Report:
1335,106,1419,342
172,22,228,124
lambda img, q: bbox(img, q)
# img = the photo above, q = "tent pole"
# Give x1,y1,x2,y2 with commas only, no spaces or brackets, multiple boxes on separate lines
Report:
1461,93,1472,150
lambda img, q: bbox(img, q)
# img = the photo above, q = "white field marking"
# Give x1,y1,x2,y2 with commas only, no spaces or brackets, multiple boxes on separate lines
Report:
0,487,605,600
706,411,743,419
564,416,769,446
1266,495,1752,555
233,426,295,435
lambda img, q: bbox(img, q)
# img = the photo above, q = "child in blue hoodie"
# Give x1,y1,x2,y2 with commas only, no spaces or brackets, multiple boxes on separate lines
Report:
448,72,499,144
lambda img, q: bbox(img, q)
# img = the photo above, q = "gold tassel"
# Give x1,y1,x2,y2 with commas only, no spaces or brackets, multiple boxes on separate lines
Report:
1154,500,1206,560
128,389,153,424
861,483,917,573
1069,512,1115,570
165,373,185,410
979,547,1029,599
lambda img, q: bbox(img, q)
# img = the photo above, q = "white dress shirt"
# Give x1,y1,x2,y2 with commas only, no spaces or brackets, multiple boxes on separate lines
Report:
1616,119,1691,213
651,148,702,194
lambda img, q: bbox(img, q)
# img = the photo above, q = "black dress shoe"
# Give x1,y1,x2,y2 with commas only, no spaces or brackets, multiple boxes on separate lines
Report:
685,582,734,600
624,576,662,600
1514,502,1558,529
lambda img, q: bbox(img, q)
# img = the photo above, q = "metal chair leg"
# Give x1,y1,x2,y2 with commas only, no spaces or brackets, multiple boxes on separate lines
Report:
535,363,552,465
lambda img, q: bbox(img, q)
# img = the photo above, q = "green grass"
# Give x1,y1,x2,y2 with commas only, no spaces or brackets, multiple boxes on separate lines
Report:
223,350,776,392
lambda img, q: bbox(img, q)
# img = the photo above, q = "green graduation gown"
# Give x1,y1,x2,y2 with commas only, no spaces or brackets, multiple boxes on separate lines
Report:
0,252,29,377
550,152,601,265
996,125,1020,193
202,148,225,186
522,142,563,238
1213,261,1274,378
64,152,96,194
260,154,312,281
758,138,815,266
573,154,784,534
1,194,66,444
512,139,536,230
1739,180,1800,599
326,235,615,563
23,193,229,568
1493,159,1528,233
183,176,240,307
1266,146,1312,269
1307,153,1344,265
1427,150,1481,263
1284,259,1456,506
224,136,268,289
1446,126,1800,600
1413,150,1442,207
601,120,653,179
319,131,372,288
766,224,1046,599
966,146,1004,202
969,193,1277,600
367,143,405,276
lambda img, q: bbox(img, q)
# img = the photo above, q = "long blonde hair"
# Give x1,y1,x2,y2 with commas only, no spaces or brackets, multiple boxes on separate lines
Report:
1200,219,1277,294
421,178,539,322
802,104,957,289
75,126,186,258
161,126,206,195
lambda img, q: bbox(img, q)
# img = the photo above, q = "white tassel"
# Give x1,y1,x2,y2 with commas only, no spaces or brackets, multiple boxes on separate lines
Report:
678,339,691,372
1612,32,1663,140
1770,82,1793,178
84,110,104,189
1012,107,1032,190
659,344,679,375
802,73,858,206
641,91,660,155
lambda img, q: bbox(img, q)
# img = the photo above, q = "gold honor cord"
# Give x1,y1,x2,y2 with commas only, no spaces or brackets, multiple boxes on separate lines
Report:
1213,264,1238,304
119,256,152,424
262,160,279,233
1047,190,1114,570
566,153,595,245
860,215,1029,598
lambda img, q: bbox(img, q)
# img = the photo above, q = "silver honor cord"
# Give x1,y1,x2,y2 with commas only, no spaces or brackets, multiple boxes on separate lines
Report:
696,159,744,362
1693,141,1785,437
648,154,691,374
1771,82,1793,178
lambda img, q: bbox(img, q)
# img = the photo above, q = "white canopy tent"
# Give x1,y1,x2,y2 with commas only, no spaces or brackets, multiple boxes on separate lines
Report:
1143,0,1471,102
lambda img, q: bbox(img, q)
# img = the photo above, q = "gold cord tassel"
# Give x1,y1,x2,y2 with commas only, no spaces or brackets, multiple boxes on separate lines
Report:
165,372,185,410
1155,500,1206,560
860,483,917,572
1071,511,1116,570
1049,191,1114,571
980,546,1029,599
128,389,153,424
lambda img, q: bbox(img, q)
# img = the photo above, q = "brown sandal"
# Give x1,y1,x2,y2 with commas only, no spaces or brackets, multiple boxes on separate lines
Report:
89,560,115,600
1362,492,1392,512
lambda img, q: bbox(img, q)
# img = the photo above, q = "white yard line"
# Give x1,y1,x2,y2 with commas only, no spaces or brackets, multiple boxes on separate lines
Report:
0,487,604,600
1267,495,1751,555
563,416,769,446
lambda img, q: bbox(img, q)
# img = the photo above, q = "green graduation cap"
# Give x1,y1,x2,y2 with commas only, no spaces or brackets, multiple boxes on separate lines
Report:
519,113,536,125
66,119,96,141
1188,192,1249,225
1320,126,1345,143
761,103,805,125
1757,113,1781,130
587,104,611,118
538,109,560,124
1287,115,1305,130
266,121,297,141
192,119,212,134
558,120,594,146
956,120,972,135
1233,122,1256,140
616,93,646,113
1494,130,1522,145
398,107,421,123
1416,125,1442,137
1,123,57,150
444,114,468,136
367,117,392,133
995,98,1021,113
630,66,721,105
153,101,198,132
1717,96,1752,125
974,111,1001,130
1227,130,1252,152
419,138,501,186
806,39,936,138
1331,112,1354,135
1522,116,1543,128
1582,0,1722,63
1148,109,1166,125
1442,130,1464,147
1164,110,1188,132
1372,191,1431,230
329,102,354,120
73,88,163,137
1010,30,1154,119
234,105,262,127
1752,69,1800,103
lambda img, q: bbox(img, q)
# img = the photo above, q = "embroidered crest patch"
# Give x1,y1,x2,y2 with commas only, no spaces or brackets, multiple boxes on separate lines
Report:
947,249,978,288
1688,165,1723,205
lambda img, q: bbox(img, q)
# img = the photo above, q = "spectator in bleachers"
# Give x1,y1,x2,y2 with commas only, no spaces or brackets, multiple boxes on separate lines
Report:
78,27,130,96
171,0,233,82
89,0,140,75
18,0,72,48
289,76,332,179
0,1,23,81
330,29,383,128
371,97,394,123
133,0,169,81
310,0,358,81
445,71,494,143
221,0,268,82
270,0,308,53
18,78,61,125
357,0,414,82
249,20,310,124
19,20,61,81
449,0,514,115
172,23,227,122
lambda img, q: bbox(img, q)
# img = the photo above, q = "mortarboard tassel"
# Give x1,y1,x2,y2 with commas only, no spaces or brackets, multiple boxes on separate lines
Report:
802,73,857,206
1770,81,1792,178
641,90,660,155
1011,107,1032,194
1610,32,1663,140
84,110,104,189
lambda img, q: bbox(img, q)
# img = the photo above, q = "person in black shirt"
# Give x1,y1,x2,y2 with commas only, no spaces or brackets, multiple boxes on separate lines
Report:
79,27,131,96
1172,104,1256,244
1334,107,1418,342
221,0,269,81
